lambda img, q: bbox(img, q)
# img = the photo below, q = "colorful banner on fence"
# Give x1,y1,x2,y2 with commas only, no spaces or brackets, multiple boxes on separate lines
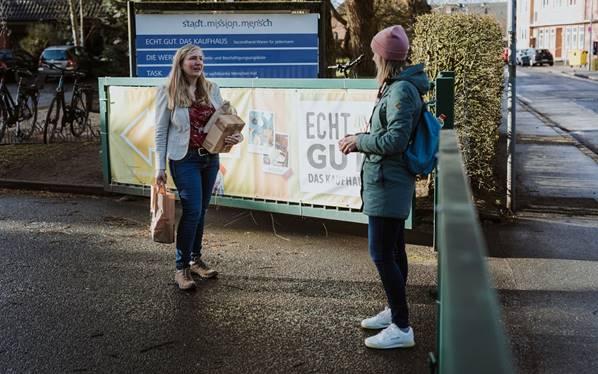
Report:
107,85,377,209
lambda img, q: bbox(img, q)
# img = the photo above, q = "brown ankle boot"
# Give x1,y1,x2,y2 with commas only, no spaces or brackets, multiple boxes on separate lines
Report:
175,268,196,290
189,259,218,278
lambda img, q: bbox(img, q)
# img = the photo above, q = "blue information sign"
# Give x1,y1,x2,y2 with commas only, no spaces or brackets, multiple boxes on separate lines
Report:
135,14,320,78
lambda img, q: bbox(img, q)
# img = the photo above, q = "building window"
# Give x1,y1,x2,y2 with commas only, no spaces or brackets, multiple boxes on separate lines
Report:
578,26,585,50
539,30,545,48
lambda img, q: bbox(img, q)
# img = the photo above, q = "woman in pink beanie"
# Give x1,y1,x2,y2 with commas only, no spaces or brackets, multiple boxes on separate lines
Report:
339,25,430,349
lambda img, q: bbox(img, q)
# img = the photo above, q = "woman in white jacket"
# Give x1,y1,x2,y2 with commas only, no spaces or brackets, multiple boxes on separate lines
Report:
154,44,243,290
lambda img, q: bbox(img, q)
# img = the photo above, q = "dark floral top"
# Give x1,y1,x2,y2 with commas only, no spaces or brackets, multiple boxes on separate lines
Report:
188,101,215,149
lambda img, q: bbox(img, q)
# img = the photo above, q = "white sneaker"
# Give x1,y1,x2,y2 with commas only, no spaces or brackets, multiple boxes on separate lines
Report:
361,307,392,329
364,324,415,349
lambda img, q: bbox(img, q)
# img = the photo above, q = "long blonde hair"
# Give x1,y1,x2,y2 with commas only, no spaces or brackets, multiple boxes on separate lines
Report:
373,53,405,85
165,44,212,110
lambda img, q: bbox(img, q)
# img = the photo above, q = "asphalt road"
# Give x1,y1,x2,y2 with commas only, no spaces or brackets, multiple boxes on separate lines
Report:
0,189,438,373
517,68,598,113
517,68,598,154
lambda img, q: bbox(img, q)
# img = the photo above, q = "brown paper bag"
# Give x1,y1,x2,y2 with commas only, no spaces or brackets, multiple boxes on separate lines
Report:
150,184,176,243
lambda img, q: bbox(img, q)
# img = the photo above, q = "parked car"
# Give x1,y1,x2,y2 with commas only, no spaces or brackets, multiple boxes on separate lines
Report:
516,49,531,66
0,48,38,80
38,45,92,78
527,48,554,66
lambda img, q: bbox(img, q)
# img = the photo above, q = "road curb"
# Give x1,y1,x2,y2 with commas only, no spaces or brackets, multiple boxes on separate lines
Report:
554,70,598,83
572,73,595,80
0,179,119,196
516,98,598,163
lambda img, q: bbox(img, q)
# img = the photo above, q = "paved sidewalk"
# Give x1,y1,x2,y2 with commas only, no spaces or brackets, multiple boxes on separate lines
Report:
531,62,598,81
484,91,598,373
511,102,598,210
0,190,438,373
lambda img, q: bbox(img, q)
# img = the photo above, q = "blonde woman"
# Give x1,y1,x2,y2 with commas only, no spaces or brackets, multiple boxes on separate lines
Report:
154,44,243,290
339,26,429,349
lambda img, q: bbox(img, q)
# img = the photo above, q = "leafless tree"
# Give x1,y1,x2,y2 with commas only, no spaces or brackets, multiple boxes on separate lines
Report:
346,0,377,76
67,0,80,46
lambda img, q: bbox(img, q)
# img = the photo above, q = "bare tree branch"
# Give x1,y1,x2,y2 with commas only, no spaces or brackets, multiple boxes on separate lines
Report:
67,0,80,46
347,0,377,76
330,0,348,26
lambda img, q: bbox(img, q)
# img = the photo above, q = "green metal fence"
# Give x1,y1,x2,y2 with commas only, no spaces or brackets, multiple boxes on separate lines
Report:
98,77,405,226
433,129,514,373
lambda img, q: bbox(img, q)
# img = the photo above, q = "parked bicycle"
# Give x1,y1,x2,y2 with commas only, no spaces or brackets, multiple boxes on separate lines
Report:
0,67,39,143
328,54,364,78
43,62,96,144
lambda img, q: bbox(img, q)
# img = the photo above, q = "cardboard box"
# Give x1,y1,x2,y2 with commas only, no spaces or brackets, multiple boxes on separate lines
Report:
202,113,245,153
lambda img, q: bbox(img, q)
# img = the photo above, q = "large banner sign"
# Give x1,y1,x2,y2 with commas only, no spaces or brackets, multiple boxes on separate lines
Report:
107,86,377,209
135,13,319,78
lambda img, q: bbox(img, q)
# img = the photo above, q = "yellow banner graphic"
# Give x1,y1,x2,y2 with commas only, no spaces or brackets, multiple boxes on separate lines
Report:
107,85,377,209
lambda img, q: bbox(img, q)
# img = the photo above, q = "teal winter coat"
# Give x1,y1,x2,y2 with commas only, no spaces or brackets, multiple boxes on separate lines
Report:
356,64,430,219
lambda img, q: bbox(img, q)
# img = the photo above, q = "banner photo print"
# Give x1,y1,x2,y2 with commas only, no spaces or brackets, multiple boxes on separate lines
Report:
107,85,376,210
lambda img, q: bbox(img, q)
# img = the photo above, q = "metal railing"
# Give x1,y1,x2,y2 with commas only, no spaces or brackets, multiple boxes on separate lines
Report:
433,129,514,373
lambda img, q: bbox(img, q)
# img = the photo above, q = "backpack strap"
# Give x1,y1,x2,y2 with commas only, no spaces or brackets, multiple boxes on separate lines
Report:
378,79,425,144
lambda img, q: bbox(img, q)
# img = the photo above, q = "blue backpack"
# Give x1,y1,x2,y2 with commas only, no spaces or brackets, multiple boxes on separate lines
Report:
404,104,442,176
380,80,442,176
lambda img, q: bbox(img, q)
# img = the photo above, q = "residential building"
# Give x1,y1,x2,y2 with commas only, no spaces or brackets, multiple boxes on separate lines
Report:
433,2,509,37
518,0,597,62
517,0,532,48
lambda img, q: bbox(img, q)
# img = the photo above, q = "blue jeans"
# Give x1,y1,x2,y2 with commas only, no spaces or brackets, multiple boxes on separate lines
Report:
169,150,219,270
368,216,409,329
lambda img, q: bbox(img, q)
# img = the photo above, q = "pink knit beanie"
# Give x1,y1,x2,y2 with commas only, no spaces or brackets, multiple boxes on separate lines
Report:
370,25,410,61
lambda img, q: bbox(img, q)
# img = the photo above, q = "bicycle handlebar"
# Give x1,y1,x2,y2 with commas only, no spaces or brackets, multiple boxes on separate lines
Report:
15,68,33,77
41,61,86,78
346,54,364,68
41,61,67,71
327,53,365,75
0,66,34,77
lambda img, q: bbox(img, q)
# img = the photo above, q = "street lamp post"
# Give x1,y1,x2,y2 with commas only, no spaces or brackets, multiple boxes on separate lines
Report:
590,0,595,71
507,0,517,212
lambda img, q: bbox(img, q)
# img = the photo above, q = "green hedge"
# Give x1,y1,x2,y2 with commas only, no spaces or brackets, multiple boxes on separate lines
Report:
411,14,504,192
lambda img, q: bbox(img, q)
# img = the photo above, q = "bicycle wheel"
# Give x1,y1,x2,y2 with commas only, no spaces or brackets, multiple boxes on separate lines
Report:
44,97,62,144
0,100,8,143
17,93,38,140
70,90,89,137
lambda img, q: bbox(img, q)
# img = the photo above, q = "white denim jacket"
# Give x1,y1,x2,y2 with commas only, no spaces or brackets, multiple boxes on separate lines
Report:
154,81,224,171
